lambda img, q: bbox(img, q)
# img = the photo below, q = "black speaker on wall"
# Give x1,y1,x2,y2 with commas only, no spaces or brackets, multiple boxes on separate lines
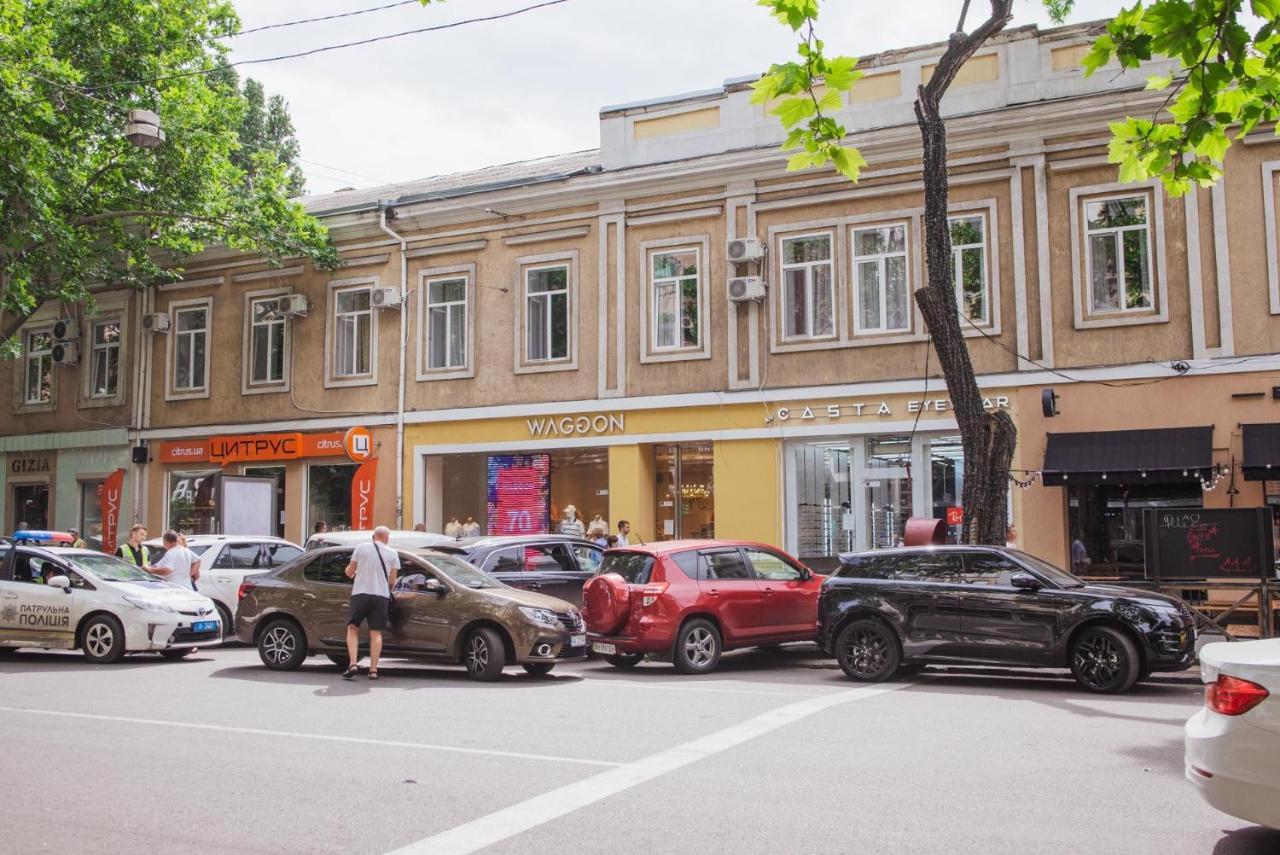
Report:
132,444,149,465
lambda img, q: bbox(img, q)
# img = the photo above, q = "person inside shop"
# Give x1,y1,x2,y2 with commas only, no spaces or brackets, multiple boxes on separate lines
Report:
314,521,329,535
1071,529,1090,575
68,528,86,549
616,520,631,546
462,516,480,538
116,524,150,567
1005,525,1018,549
149,530,201,590
558,505,585,538
605,535,619,549
588,523,608,547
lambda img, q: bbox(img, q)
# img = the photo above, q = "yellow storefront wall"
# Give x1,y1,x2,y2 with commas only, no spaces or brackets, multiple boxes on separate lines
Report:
713,439,782,545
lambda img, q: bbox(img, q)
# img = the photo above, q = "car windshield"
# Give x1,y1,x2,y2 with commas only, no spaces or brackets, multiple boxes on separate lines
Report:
66,553,160,583
1009,550,1085,588
595,551,655,585
417,553,502,589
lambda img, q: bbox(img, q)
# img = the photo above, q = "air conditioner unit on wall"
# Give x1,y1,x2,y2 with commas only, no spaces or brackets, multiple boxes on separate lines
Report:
279,294,309,318
727,237,765,263
370,286,402,309
142,313,170,333
52,317,79,341
52,341,79,365
727,276,766,302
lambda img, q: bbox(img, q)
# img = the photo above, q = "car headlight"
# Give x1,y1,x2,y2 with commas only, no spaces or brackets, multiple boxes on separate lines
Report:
519,606,559,626
123,596,176,614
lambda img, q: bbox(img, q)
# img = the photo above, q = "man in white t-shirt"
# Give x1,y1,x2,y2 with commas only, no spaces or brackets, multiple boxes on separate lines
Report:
342,526,400,681
150,530,200,590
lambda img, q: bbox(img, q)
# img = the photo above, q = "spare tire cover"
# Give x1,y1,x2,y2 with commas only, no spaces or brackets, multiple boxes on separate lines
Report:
583,573,630,634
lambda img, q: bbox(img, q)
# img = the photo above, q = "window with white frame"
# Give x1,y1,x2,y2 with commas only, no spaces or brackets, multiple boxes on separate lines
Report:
248,296,287,386
1084,195,1152,313
173,305,209,392
780,234,834,339
425,276,468,370
88,320,121,398
853,223,910,334
23,329,53,405
949,215,988,326
651,247,700,350
525,265,569,362
334,285,373,378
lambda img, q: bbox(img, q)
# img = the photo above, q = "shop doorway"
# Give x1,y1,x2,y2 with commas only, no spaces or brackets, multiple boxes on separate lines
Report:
654,443,714,540
244,465,286,538
1068,482,1202,579
11,483,50,531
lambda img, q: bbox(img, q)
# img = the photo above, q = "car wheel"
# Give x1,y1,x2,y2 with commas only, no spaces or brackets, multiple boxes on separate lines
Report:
673,619,722,675
160,649,195,660
522,662,555,677
213,602,234,641
81,615,126,664
326,653,351,670
834,619,900,682
605,653,643,670
257,619,307,671
1070,626,1140,694
464,627,506,681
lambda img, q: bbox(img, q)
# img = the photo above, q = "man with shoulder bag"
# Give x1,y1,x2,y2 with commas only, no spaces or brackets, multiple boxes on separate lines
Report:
342,526,399,680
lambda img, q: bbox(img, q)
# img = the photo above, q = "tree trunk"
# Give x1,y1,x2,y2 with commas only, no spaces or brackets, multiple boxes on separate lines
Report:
913,7,1017,545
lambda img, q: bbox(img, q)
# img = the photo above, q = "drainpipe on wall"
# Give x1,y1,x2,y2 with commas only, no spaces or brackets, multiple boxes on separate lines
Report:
129,288,147,527
378,201,409,529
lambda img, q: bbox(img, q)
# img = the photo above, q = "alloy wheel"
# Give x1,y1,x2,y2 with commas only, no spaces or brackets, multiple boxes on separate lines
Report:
1073,634,1122,689
683,627,716,668
466,635,489,674
262,626,296,666
841,628,889,677
85,623,114,658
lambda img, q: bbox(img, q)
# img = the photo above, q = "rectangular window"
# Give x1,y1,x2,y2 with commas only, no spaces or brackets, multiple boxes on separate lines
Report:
249,297,287,385
949,216,988,326
426,277,467,370
23,329,53,405
780,234,834,339
167,470,218,535
88,320,121,399
80,481,104,544
173,306,208,392
525,265,569,362
334,286,372,378
853,224,910,334
308,463,358,531
651,248,700,350
1084,195,1152,313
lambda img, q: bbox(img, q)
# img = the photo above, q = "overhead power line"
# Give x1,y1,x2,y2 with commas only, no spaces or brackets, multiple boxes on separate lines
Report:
232,1,422,39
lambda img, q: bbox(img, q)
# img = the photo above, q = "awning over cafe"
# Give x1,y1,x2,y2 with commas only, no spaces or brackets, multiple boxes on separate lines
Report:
1241,423,1280,481
1040,426,1214,487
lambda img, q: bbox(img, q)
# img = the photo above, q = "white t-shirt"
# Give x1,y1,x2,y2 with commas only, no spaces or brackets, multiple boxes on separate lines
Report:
350,541,401,598
155,546,199,590
616,533,629,547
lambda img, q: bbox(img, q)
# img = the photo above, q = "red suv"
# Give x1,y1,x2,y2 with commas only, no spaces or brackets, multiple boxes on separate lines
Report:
582,540,824,674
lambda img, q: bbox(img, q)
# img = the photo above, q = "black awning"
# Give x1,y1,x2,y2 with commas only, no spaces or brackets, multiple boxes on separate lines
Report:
1242,423,1280,481
1041,426,1213,487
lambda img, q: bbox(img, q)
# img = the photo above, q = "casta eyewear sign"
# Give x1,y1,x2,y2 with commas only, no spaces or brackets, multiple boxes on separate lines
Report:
769,395,1010,424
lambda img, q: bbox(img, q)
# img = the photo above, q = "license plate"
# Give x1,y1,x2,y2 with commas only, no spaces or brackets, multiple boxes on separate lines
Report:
570,634,586,647
592,642,616,655
193,620,218,633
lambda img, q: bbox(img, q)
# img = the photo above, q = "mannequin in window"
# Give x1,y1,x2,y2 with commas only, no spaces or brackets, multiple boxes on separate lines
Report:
462,516,480,538
558,504,585,538
445,518,462,539
588,514,609,540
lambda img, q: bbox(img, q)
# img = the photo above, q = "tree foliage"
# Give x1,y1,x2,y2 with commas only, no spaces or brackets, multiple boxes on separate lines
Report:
0,0,337,355
227,74,307,198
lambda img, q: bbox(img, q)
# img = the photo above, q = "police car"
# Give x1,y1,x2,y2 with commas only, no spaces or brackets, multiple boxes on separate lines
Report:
0,532,221,663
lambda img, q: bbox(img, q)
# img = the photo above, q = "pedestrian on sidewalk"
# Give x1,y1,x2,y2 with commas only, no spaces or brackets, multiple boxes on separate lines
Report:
68,528,86,549
116,524,150,567
151,530,201,590
1071,529,1090,575
342,525,399,680
616,520,631,546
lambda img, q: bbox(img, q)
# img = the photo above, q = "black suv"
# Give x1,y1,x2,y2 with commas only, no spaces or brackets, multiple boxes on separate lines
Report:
817,546,1195,694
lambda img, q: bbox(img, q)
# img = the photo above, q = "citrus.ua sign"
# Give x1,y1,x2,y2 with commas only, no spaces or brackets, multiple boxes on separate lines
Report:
158,432,348,465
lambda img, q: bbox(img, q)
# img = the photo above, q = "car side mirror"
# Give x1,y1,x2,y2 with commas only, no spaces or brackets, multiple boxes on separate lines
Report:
46,575,71,592
1010,573,1042,591
424,579,448,596
798,567,812,581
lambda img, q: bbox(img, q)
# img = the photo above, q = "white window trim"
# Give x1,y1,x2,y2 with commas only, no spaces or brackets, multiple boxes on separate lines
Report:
513,250,579,375
1083,194,1154,314
851,221,913,336
86,318,123,401
324,276,379,388
416,263,476,382
21,325,56,408
1261,160,1280,315
947,199,1002,338
639,235,712,364
79,291,130,409
1069,181,1168,329
778,230,839,342
241,287,292,396
165,297,212,401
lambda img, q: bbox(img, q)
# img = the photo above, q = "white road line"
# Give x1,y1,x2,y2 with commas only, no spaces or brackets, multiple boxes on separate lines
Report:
579,678,829,697
0,706,620,768
388,682,908,855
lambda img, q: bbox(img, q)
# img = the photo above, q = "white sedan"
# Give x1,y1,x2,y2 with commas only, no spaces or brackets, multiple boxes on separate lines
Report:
1186,638,1280,830
0,545,221,663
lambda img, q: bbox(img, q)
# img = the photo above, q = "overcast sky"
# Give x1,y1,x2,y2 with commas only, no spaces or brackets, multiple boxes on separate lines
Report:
225,0,1133,195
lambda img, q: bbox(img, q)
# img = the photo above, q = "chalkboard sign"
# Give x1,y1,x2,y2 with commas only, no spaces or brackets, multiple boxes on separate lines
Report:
1143,508,1275,582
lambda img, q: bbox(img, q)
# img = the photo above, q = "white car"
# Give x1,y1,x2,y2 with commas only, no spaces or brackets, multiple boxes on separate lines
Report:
1186,638,1280,830
0,545,221,663
303,529,452,551
144,535,304,638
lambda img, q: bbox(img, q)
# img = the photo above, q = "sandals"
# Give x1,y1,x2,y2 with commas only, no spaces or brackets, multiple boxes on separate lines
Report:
368,669,379,681
342,665,359,680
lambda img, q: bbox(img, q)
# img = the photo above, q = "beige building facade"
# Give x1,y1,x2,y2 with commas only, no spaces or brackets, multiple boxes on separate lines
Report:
2,21,1278,573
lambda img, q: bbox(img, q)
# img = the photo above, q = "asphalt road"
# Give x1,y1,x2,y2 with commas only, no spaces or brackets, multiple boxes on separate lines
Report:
1,644,1276,855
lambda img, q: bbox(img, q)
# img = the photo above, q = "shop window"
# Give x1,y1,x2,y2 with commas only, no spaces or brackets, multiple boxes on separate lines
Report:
853,223,910,335
11,483,50,530
865,435,913,548
780,233,834,340
1084,195,1152,314
949,215,989,326
792,442,854,570
168,470,218,535
655,443,714,540
650,247,700,351
1067,482,1202,579
333,285,373,379
172,303,210,394
525,265,570,363
79,481,104,545
309,463,358,531
928,435,965,540
23,328,54,406
425,276,468,370
248,295,288,388
88,320,121,399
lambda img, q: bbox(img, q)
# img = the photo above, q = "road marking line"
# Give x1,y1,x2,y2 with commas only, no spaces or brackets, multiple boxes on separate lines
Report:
0,706,620,768
579,678,829,698
387,682,908,855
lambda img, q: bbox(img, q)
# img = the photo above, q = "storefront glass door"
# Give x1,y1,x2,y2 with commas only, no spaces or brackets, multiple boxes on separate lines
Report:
654,443,714,540
11,483,50,531
865,435,913,549
792,442,853,572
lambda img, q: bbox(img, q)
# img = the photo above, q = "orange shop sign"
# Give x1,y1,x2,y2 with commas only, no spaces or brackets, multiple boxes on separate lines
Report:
158,431,351,465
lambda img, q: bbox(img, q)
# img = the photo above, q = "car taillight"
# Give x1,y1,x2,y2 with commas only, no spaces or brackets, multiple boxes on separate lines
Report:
640,583,668,608
1206,674,1270,716
237,580,256,601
